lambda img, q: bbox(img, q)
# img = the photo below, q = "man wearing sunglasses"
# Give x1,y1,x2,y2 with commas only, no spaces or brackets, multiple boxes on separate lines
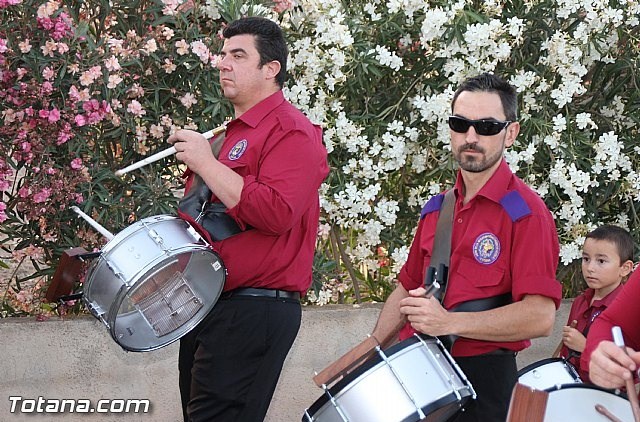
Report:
371,73,562,421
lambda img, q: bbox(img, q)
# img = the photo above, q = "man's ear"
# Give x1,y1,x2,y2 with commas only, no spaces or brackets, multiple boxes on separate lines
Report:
504,121,520,148
264,60,281,81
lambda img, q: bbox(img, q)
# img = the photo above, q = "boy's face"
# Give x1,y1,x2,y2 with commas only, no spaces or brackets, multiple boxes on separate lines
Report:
581,238,630,291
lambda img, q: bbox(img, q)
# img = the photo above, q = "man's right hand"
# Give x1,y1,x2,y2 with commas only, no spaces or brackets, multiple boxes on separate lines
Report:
589,340,640,389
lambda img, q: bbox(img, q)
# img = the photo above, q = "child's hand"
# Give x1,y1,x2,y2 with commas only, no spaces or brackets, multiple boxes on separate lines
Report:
562,319,586,352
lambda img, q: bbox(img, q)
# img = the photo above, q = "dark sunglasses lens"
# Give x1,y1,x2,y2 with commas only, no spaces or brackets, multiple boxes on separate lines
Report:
475,121,503,136
448,116,471,133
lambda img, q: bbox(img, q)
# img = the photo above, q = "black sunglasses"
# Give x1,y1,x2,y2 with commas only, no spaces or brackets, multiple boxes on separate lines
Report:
448,116,511,136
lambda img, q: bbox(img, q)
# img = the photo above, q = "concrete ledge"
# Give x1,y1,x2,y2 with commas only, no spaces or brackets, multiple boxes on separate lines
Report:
0,301,571,421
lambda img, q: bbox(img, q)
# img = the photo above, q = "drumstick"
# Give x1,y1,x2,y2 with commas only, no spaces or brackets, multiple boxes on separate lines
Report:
114,122,228,176
595,404,625,422
552,319,577,358
612,326,640,422
70,206,114,241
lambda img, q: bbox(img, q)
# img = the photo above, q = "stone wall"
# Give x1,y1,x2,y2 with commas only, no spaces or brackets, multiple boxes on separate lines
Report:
0,301,571,421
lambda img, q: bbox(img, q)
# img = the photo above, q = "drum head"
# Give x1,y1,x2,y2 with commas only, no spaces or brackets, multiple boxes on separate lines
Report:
544,384,633,421
109,247,225,351
517,358,581,391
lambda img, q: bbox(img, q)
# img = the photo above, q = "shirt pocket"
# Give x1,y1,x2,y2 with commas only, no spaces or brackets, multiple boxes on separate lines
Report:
457,256,505,288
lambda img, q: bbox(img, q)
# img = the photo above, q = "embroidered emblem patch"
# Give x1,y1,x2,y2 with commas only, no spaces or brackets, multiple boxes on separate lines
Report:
472,232,501,265
228,139,247,160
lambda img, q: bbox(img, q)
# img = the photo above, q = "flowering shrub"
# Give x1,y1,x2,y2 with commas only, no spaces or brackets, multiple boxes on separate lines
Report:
1,0,639,316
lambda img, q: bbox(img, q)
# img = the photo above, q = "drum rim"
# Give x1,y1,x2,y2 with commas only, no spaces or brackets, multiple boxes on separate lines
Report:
544,381,630,399
305,334,473,417
100,214,191,256
305,390,470,421
516,357,573,377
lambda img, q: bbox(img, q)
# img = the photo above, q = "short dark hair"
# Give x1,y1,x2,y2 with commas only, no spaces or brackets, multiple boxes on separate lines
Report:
223,17,288,88
451,73,518,121
586,224,635,263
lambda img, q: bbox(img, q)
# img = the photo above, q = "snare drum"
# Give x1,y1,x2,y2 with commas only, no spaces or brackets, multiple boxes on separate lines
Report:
544,384,633,421
83,215,225,352
303,335,476,422
517,358,581,391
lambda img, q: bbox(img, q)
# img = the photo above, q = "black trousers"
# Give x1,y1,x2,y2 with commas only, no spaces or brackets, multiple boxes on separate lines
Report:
448,352,518,422
178,295,301,422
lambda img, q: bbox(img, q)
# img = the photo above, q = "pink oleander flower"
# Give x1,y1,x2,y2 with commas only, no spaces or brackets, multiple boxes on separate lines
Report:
48,107,60,122
0,38,7,53
41,40,57,56
0,203,7,223
180,93,197,109
104,55,121,72
57,42,69,54
57,124,73,145
42,66,55,80
18,186,31,198
127,99,146,116
0,0,23,9
273,0,295,13
190,40,210,63
33,188,52,203
175,39,189,55
70,157,83,170
40,81,53,95
18,39,32,53
75,114,87,126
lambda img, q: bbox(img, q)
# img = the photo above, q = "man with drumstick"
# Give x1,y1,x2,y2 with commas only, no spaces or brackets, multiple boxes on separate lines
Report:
370,73,562,422
167,17,329,422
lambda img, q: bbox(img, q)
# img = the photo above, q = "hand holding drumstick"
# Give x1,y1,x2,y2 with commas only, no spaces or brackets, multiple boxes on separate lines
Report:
552,320,578,358
611,326,640,422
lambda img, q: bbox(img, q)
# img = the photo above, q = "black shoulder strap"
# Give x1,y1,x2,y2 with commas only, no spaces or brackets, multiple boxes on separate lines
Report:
178,131,249,241
425,189,455,301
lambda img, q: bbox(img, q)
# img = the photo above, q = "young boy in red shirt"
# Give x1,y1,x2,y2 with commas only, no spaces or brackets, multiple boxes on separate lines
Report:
559,225,635,382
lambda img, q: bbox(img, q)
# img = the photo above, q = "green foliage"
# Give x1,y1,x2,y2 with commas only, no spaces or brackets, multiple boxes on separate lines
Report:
2,0,640,315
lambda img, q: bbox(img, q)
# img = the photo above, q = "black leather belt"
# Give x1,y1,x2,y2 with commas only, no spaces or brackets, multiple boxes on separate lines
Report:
220,288,300,301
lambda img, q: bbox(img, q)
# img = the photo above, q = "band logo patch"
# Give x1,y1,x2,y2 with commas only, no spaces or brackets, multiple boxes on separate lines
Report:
472,232,500,265
228,139,247,160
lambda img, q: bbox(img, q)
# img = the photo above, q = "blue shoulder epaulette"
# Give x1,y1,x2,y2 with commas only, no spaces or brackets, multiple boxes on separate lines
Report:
499,190,531,222
420,193,445,219
420,190,531,222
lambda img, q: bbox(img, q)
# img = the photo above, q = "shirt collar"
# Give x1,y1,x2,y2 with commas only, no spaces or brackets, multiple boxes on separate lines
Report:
236,90,284,129
453,158,513,204
588,283,624,308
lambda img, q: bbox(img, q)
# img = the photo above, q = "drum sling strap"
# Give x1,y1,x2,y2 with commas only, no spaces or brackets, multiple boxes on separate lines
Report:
177,130,251,242
426,189,512,351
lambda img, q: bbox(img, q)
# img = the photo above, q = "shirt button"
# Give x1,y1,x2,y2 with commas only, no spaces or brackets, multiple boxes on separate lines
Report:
457,218,463,223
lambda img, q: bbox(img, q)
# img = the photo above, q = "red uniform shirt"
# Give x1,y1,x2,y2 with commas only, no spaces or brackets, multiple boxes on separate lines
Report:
398,159,562,357
582,271,640,382
184,91,329,294
560,284,623,382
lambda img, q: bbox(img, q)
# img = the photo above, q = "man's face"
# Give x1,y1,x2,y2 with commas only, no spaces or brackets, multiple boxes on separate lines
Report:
216,34,278,113
450,91,518,173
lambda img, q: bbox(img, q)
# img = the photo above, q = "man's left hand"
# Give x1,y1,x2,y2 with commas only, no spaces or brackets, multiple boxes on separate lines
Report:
399,287,451,336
